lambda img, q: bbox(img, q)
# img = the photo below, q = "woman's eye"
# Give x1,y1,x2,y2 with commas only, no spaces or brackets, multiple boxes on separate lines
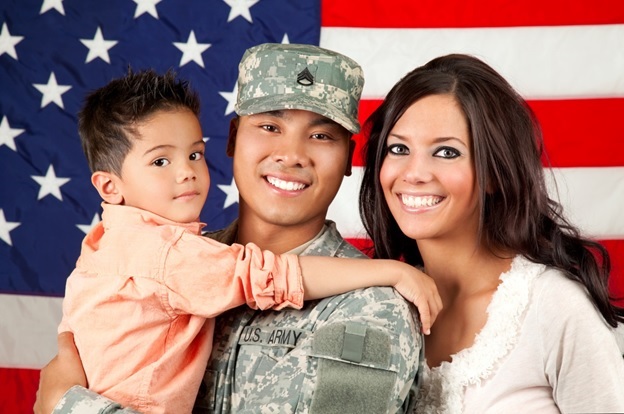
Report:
152,158,170,167
190,151,204,161
433,146,460,159
387,143,409,155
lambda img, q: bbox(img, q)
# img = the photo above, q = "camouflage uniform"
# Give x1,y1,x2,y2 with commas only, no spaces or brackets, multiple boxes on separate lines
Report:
194,220,423,414
52,385,140,414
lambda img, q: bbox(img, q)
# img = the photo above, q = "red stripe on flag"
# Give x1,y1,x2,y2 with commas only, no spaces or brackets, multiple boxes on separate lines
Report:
352,99,383,167
531,98,624,167
352,99,624,168
322,0,624,28
604,240,624,306
0,367,39,413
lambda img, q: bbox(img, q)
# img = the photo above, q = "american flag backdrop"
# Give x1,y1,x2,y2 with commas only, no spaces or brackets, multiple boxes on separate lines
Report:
1,0,623,412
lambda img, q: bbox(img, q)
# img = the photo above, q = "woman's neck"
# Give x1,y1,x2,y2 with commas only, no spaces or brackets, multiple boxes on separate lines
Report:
418,239,513,304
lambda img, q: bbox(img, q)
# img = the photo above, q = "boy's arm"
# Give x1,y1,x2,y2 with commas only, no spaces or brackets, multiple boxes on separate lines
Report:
299,256,442,334
34,332,141,414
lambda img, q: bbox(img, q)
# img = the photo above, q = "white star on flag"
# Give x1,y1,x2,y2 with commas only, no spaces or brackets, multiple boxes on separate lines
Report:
31,164,71,201
76,213,101,235
133,0,162,19
218,178,239,208
80,27,118,64
0,22,24,60
223,0,259,23
173,31,211,68
0,116,25,152
33,72,72,109
219,83,238,116
281,33,290,44
39,0,65,15
0,209,20,247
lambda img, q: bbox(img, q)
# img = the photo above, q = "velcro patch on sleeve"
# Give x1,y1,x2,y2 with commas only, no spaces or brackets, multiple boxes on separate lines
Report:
309,322,395,414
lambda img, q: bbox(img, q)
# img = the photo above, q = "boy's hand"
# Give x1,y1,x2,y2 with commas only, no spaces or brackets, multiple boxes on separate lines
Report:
34,332,86,414
393,265,442,335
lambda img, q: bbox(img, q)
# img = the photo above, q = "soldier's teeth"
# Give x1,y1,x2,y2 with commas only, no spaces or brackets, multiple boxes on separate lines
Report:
267,176,306,191
401,195,443,208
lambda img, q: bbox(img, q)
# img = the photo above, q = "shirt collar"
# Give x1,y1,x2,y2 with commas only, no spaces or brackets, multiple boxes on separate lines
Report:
100,202,204,235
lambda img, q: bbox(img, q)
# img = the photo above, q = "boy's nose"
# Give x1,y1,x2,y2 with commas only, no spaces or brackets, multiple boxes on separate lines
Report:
177,162,196,183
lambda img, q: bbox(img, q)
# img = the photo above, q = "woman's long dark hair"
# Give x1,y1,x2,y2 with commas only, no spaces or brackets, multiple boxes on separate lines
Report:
359,54,624,326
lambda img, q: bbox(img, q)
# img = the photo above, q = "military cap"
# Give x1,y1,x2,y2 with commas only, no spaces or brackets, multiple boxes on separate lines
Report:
235,43,364,134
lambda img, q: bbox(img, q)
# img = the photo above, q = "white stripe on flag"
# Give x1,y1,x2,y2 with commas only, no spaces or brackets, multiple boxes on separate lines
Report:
320,24,624,99
546,167,624,240
0,294,62,369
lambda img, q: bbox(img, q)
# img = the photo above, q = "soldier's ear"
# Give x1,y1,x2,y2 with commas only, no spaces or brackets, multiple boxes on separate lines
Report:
344,137,355,177
226,117,239,157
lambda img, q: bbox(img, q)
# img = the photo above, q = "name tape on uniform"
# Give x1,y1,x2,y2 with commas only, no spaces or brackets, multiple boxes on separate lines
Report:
238,326,309,348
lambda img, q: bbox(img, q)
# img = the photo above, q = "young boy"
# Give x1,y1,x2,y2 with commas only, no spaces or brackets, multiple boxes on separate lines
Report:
59,68,440,413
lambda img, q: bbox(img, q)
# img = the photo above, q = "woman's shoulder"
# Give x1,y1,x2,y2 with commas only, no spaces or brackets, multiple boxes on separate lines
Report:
530,265,595,312
506,257,592,307
520,261,615,339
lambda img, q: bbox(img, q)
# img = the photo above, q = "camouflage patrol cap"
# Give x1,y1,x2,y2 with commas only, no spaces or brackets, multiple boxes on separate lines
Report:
235,43,364,133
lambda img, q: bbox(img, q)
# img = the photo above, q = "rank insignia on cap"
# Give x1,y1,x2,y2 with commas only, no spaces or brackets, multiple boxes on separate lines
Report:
297,67,314,86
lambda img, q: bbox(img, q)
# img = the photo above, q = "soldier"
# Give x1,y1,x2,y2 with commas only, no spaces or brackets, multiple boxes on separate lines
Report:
35,43,426,414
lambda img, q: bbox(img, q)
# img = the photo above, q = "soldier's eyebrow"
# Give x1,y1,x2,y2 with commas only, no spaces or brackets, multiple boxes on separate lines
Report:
261,110,286,118
309,116,340,128
250,110,342,130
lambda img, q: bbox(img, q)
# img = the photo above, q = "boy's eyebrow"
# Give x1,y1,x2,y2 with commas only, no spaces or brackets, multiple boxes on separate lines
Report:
142,140,204,156
143,144,174,156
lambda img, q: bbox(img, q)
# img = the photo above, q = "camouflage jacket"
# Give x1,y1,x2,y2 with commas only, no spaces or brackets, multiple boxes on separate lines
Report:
195,220,423,414
51,221,423,414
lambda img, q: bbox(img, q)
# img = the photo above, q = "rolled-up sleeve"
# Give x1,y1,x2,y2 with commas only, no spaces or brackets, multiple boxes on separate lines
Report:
52,386,141,414
163,232,304,318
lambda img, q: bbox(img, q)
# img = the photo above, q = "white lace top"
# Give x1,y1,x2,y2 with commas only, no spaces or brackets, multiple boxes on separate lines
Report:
415,255,624,414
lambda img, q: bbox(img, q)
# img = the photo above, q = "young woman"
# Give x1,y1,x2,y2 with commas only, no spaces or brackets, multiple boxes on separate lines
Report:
360,54,624,413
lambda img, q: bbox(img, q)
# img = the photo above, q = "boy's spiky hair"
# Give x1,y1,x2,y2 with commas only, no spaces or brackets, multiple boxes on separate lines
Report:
78,68,200,175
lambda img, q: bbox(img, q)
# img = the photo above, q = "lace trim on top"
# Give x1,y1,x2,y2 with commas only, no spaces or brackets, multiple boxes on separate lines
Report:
415,255,545,414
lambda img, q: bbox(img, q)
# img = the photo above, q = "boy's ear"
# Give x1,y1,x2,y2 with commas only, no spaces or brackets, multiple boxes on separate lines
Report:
344,138,355,177
91,171,124,205
226,117,239,157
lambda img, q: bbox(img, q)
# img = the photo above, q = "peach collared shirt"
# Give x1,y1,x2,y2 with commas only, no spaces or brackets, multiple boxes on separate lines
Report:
59,203,303,414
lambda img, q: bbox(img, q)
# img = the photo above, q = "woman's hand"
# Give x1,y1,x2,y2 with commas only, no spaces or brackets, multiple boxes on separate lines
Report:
392,263,442,335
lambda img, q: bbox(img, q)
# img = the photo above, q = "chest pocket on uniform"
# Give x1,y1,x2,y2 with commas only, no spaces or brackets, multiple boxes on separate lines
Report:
309,322,397,414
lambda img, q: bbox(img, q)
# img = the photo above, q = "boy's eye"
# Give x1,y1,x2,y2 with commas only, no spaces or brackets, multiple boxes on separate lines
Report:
387,143,409,155
190,151,204,161
433,146,461,159
152,158,170,167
